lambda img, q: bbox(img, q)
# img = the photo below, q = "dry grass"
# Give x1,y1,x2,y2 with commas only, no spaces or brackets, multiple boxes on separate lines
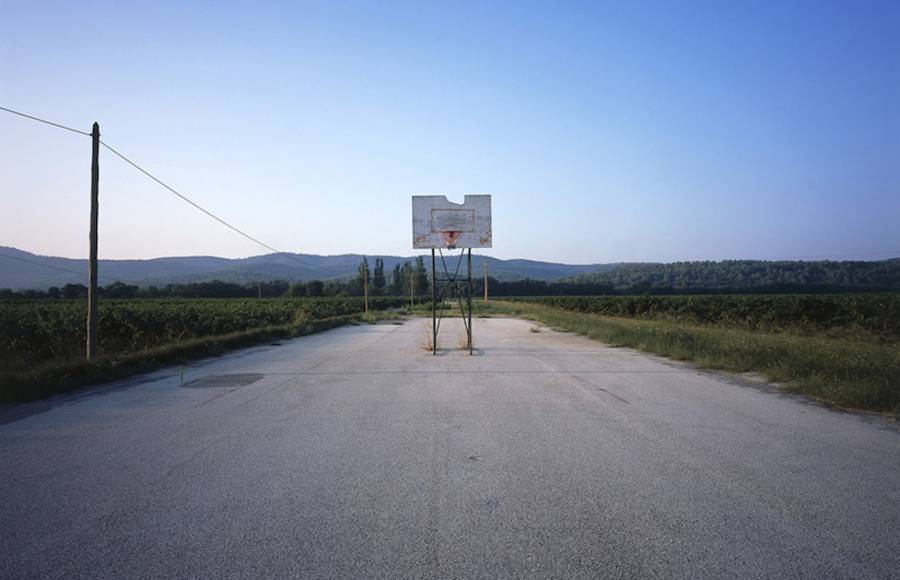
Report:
421,322,435,352
490,301,900,415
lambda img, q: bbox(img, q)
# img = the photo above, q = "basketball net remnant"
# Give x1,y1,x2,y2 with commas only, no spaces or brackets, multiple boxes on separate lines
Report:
412,195,492,355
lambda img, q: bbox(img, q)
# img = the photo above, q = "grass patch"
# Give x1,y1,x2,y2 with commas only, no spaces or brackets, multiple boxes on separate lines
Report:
0,313,369,402
490,301,900,415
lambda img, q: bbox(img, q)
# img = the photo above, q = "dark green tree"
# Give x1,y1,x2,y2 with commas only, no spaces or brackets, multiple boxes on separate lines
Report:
401,261,414,298
414,256,428,296
353,257,371,296
307,280,324,296
324,281,345,296
390,264,403,295
62,283,88,299
103,281,139,298
287,282,307,297
373,258,385,294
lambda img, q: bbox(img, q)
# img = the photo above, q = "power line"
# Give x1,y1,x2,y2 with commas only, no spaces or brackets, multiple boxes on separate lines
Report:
0,105,90,136
4,105,898,269
98,140,325,271
1,105,324,271
0,252,137,285
0,252,86,276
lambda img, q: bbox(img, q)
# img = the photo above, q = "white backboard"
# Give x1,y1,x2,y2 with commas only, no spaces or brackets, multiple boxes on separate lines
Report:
412,195,492,249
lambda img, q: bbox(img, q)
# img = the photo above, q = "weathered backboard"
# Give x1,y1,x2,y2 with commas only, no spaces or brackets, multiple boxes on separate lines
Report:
412,195,492,249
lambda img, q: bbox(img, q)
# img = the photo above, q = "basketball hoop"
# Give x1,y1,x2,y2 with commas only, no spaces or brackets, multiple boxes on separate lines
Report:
412,195,492,355
441,231,462,249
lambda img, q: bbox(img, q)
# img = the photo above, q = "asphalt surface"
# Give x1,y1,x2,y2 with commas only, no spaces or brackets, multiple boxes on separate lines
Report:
1,318,898,579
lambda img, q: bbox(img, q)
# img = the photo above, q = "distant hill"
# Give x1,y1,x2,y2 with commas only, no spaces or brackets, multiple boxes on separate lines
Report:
0,247,609,290
3,247,897,293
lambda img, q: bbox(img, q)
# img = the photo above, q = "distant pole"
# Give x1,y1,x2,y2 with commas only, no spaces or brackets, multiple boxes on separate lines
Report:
86,122,100,360
483,260,488,302
363,262,369,313
258,281,262,299
408,269,414,307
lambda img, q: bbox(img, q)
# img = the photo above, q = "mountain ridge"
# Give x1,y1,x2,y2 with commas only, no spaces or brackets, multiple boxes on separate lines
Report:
0,247,611,289
4,246,897,292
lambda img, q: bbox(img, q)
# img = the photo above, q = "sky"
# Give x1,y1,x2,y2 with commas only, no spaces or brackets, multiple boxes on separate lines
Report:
1,0,898,264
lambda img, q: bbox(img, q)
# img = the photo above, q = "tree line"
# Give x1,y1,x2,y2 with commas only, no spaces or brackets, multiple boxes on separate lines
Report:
2,258,897,299
564,259,900,293
0,257,432,299
483,260,900,295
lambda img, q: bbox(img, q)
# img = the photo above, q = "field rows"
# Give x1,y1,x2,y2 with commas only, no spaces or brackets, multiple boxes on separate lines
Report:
0,297,404,373
505,294,900,340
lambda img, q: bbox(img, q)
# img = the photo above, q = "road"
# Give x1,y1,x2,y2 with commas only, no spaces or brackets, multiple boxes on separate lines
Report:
1,318,898,579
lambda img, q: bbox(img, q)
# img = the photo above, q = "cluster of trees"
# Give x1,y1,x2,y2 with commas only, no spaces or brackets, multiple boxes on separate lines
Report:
351,257,429,297
1,283,99,300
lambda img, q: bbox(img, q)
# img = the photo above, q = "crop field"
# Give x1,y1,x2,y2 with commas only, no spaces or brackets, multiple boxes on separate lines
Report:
0,297,405,398
504,294,900,341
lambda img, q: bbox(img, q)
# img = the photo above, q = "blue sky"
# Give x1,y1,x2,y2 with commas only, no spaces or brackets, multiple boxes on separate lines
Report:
1,0,898,263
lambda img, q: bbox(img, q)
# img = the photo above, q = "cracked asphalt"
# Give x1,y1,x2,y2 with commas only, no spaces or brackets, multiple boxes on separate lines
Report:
1,318,898,579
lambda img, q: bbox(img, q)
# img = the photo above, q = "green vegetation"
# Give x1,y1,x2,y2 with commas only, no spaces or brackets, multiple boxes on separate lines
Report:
0,297,406,401
566,259,900,292
503,294,900,341
488,299,900,415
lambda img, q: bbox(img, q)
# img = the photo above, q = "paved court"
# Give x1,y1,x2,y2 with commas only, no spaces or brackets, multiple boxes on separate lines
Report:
1,318,898,578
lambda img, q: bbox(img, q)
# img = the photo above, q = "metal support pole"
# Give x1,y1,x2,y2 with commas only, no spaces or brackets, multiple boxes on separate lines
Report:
86,122,100,360
363,262,368,313
467,248,473,354
431,249,437,355
483,260,488,302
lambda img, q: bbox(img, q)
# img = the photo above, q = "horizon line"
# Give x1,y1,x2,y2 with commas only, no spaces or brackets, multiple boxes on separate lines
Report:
2,245,898,266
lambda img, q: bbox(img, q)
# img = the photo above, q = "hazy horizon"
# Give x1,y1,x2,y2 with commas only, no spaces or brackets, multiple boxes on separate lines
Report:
2,1,898,263
3,244,898,267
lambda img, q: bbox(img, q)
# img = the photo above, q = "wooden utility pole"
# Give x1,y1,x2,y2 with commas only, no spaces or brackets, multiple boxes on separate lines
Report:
86,122,100,360
363,263,369,313
483,260,488,302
